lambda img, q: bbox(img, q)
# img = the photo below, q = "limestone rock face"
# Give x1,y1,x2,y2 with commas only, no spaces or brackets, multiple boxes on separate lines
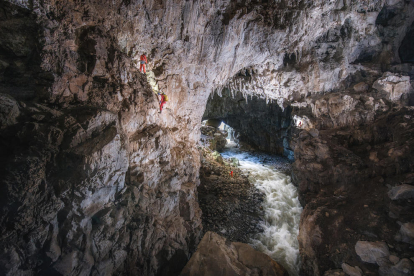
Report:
0,78,203,276
294,105,414,275
0,1,204,275
1,0,414,275
180,231,288,276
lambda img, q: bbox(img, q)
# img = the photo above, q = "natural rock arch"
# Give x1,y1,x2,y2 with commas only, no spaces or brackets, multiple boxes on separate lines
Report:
1,0,414,275
203,89,294,160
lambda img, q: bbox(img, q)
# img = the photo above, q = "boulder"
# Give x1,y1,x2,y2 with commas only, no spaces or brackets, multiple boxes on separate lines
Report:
211,151,224,164
389,255,400,265
180,231,288,276
353,82,369,93
324,270,346,276
214,132,228,151
309,128,319,138
388,184,414,200
229,157,240,167
355,241,390,264
341,263,363,276
393,259,414,275
379,258,414,276
399,223,414,245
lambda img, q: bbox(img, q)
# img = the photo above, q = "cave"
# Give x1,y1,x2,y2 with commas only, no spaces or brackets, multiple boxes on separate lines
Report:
1,1,414,276
203,88,293,159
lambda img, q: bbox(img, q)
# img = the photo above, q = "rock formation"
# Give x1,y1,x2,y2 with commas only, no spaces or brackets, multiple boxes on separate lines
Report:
291,83,414,275
197,146,264,243
180,231,288,276
200,125,228,152
1,0,414,275
1,1,204,275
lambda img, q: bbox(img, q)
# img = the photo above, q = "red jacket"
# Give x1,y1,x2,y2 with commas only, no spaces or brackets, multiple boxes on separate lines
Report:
140,55,147,64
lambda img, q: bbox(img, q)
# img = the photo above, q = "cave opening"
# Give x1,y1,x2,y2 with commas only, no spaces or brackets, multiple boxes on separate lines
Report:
202,88,294,160
199,94,302,275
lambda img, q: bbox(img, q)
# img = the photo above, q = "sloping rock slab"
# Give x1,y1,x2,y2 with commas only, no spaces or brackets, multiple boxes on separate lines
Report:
180,231,288,276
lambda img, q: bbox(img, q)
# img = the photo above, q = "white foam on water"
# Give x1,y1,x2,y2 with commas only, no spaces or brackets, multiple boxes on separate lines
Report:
222,141,302,276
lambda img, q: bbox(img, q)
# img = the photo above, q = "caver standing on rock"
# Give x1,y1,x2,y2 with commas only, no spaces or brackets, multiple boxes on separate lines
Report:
140,53,147,73
158,92,168,113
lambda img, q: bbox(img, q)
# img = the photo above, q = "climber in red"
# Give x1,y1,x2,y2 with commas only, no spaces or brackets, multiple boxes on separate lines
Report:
230,171,233,177
140,53,147,73
159,92,168,113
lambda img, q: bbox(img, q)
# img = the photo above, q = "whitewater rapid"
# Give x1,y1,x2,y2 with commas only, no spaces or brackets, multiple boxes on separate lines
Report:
221,140,303,276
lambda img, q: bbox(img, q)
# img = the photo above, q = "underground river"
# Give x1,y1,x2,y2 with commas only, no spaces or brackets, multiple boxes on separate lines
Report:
221,140,303,276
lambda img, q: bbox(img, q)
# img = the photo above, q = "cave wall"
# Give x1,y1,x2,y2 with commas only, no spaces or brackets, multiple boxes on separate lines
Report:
1,0,414,275
0,1,203,275
291,75,414,275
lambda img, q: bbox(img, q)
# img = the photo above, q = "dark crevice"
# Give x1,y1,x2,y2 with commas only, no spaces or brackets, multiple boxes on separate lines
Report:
399,22,414,64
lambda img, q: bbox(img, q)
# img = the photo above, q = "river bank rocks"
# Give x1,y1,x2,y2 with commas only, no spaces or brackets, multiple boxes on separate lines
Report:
198,147,264,243
180,231,288,276
200,125,228,152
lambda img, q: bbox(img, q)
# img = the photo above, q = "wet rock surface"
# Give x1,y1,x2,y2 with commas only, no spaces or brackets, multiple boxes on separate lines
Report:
200,125,227,152
197,146,264,244
180,231,288,276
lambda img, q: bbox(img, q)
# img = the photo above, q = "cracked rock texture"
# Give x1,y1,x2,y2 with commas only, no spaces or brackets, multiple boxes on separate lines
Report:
0,1,204,275
1,0,414,275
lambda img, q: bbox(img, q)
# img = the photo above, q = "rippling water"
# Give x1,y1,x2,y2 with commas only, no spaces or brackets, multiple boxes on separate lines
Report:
221,141,303,276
